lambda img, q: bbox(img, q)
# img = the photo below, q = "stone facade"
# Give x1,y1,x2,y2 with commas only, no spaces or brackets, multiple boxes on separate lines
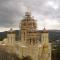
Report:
0,11,51,60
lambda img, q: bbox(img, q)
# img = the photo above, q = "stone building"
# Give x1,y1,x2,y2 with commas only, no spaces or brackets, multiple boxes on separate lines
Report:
0,11,51,60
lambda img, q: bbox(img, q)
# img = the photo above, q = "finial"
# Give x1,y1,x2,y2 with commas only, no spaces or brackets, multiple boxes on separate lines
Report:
9,28,13,32
25,7,31,17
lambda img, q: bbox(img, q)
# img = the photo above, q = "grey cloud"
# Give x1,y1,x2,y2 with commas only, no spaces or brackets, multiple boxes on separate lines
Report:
0,0,60,29
0,0,24,28
20,0,60,19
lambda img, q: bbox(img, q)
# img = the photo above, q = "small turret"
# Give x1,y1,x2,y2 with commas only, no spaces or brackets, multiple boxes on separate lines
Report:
41,27,49,45
41,27,48,33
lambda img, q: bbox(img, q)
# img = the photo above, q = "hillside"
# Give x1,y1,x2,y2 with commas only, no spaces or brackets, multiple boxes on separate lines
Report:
0,30,60,42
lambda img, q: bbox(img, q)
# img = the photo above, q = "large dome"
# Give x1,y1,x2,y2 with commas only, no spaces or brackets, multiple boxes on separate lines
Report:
20,11,37,31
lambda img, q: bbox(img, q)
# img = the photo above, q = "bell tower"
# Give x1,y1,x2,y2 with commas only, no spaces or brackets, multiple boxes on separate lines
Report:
20,11,37,45
7,28,16,45
41,27,49,45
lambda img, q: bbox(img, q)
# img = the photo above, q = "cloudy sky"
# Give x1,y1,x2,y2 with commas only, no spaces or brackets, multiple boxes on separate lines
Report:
0,0,60,32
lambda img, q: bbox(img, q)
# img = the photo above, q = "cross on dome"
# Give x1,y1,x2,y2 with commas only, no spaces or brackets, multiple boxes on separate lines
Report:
25,7,31,17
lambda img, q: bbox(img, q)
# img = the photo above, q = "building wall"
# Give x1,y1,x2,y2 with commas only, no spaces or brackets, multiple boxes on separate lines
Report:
0,12,51,60
7,32,16,45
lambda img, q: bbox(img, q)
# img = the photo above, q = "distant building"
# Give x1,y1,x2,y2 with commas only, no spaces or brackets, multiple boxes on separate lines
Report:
1,11,51,60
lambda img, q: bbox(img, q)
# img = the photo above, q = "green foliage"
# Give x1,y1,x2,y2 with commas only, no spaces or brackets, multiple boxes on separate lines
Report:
52,45,60,60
